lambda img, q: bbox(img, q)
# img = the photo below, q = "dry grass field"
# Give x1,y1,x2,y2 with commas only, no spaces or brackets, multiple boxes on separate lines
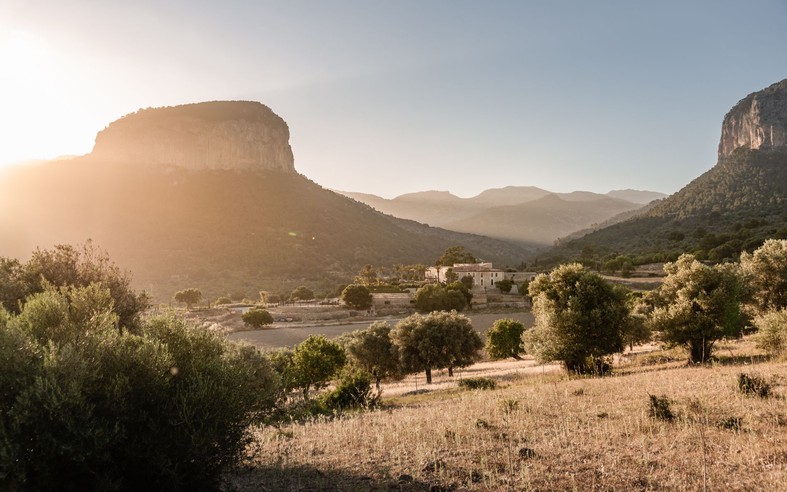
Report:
229,339,787,491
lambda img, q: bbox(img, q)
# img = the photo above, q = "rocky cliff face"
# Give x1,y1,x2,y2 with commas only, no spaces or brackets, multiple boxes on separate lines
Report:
90,101,295,172
718,79,787,159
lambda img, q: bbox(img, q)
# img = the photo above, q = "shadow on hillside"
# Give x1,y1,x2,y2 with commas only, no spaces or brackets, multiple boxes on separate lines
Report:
227,465,437,491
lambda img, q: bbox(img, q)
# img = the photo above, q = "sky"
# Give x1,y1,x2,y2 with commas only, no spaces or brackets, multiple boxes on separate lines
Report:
1,1,786,199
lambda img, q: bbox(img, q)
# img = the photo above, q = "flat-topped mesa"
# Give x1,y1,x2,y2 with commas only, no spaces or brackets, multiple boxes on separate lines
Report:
718,79,787,160
90,101,295,172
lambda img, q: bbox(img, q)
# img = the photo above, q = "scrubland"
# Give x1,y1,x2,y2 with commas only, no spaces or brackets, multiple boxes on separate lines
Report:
231,339,786,491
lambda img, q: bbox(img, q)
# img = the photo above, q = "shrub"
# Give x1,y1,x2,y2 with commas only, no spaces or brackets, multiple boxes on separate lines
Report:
648,394,675,421
214,295,232,306
495,278,513,293
321,369,380,411
291,335,346,399
0,286,279,491
242,308,274,328
340,284,373,310
754,309,787,357
290,285,315,301
486,318,526,360
737,373,771,398
458,377,497,390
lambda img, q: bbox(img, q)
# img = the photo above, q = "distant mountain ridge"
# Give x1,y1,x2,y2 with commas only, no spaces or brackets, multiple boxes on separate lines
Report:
337,187,666,245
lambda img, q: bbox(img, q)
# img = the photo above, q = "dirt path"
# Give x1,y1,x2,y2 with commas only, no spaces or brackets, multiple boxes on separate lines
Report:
227,311,534,349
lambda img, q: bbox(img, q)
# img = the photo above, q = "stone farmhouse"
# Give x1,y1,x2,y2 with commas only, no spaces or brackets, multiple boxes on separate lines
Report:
425,262,537,289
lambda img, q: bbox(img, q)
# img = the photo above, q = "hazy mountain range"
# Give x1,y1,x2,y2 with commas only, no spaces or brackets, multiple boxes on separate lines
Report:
336,187,666,245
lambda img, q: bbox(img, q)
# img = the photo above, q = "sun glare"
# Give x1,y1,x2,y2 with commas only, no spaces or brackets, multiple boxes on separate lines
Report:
0,31,94,168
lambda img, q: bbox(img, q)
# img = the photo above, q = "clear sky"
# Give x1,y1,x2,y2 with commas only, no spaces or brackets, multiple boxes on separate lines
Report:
1,1,786,198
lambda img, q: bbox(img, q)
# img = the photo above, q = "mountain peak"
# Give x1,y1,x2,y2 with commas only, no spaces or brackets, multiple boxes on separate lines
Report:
89,101,295,172
718,79,787,159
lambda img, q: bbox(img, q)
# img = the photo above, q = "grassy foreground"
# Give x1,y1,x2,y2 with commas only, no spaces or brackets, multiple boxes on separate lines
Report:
230,341,786,491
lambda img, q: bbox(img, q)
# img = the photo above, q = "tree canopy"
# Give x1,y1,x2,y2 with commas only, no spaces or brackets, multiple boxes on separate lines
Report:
436,246,476,267
290,286,315,301
486,318,527,360
391,311,482,383
524,263,628,374
413,283,467,313
647,254,745,363
0,284,278,490
242,308,274,328
340,284,373,310
0,242,149,331
343,321,401,391
291,335,346,399
174,288,202,310
740,239,787,313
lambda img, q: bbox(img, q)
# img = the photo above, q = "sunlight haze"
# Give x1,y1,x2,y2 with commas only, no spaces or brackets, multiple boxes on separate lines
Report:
1,0,786,196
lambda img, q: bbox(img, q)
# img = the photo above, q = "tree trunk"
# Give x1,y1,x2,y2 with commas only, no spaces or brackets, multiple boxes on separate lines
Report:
425,367,432,384
689,339,713,364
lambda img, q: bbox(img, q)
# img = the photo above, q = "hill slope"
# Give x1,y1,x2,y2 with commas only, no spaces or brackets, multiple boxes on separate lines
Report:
552,79,787,264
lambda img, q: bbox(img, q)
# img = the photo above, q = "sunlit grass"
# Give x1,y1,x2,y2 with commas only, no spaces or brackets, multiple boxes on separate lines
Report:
236,338,787,490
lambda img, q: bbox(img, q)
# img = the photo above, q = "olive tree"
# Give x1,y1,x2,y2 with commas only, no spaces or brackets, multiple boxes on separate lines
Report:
647,254,745,364
391,311,482,383
344,321,401,391
740,239,787,313
290,286,315,301
291,335,346,399
436,246,476,266
524,263,628,374
486,318,526,360
341,284,373,310
0,242,149,331
413,284,467,313
753,309,787,357
174,288,202,310
242,308,274,328
0,284,279,490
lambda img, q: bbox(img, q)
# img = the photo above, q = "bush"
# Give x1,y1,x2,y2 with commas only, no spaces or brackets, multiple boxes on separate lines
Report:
648,394,675,421
214,295,232,306
0,286,279,491
321,369,380,411
290,285,315,301
413,283,467,312
754,309,787,357
458,377,497,390
340,284,373,310
242,308,274,328
495,278,513,293
486,318,526,360
737,373,771,398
